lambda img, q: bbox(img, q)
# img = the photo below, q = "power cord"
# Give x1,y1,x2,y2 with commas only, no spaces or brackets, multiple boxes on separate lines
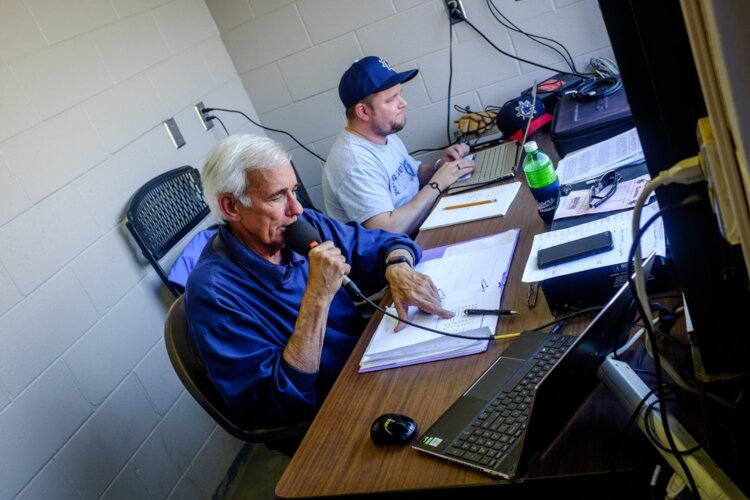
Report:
206,114,229,135
629,158,706,497
570,76,623,101
453,12,589,79
203,106,326,162
485,0,581,75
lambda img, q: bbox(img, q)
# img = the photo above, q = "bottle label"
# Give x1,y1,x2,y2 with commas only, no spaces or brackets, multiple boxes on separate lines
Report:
526,166,557,188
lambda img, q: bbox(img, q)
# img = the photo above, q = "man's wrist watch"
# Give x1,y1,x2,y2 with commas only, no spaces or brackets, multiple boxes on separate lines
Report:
429,182,443,195
385,255,412,269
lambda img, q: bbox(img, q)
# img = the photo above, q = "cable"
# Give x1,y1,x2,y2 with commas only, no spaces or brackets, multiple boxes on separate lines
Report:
456,14,586,79
206,115,229,135
629,158,705,497
447,15,456,145
570,76,623,101
350,287,556,342
204,106,326,162
485,0,580,74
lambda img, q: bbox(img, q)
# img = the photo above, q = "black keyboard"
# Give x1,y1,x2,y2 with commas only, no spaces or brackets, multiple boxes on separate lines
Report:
444,335,576,468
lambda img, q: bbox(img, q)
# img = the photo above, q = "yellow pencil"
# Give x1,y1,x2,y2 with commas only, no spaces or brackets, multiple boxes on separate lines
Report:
443,198,497,210
492,332,521,341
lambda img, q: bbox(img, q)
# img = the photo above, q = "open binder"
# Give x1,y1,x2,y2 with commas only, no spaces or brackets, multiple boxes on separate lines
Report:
359,229,520,372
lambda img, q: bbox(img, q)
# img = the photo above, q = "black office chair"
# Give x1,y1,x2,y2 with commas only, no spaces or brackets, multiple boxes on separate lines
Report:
164,295,309,455
126,166,210,298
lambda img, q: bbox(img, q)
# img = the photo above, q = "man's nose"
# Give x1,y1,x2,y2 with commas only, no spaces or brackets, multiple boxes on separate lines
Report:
287,192,304,215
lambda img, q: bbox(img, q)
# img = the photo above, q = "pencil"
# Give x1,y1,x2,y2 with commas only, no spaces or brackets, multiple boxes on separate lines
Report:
443,198,497,210
492,332,521,341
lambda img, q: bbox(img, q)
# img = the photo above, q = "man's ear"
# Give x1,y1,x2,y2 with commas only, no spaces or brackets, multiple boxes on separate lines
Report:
354,102,371,122
218,193,241,222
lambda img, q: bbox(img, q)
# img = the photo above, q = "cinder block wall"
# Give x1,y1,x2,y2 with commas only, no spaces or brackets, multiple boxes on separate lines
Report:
207,0,613,210
0,0,265,498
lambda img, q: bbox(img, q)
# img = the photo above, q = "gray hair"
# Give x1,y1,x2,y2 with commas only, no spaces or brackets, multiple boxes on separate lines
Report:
201,134,291,222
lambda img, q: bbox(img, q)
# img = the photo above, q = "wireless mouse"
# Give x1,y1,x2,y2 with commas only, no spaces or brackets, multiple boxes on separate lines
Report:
370,413,418,445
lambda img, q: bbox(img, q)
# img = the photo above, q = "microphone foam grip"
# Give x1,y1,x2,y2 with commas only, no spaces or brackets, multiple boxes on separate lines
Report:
285,219,321,255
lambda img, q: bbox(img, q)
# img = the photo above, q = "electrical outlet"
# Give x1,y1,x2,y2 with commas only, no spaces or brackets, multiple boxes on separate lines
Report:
194,101,214,131
164,118,185,149
445,0,466,24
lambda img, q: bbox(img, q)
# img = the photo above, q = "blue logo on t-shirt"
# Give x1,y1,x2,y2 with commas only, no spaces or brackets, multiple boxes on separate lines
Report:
390,159,416,196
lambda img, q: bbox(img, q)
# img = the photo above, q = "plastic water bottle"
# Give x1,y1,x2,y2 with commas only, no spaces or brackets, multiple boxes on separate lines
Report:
522,141,560,223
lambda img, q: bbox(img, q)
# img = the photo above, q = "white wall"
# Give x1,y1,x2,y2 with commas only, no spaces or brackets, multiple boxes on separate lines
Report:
206,0,614,210
0,0,614,498
0,0,265,498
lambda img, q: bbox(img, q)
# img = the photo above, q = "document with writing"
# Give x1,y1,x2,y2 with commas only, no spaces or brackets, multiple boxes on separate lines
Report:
360,229,519,373
420,182,521,231
556,128,644,186
554,174,654,220
521,203,666,283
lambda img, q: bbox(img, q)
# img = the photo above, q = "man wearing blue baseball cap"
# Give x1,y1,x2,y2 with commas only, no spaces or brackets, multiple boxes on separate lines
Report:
322,56,473,236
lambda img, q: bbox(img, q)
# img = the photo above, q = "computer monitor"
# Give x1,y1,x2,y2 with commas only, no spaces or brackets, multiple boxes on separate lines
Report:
597,0,750,382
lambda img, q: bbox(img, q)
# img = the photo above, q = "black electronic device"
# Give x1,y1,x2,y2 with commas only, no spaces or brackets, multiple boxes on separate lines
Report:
370,414,417,445
536,231,613,269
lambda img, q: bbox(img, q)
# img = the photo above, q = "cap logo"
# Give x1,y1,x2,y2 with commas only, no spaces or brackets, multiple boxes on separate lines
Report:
514,98,537,119
378,57,395,73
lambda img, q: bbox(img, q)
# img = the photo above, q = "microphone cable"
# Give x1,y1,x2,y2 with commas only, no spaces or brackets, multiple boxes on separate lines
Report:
347,282,603,342
203,106,326,162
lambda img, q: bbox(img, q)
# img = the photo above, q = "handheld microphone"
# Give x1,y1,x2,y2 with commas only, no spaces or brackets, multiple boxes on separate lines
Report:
284,219,363,298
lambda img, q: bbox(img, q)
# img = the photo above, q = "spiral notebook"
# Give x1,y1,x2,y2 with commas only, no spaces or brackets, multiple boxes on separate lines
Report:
359,229,519,372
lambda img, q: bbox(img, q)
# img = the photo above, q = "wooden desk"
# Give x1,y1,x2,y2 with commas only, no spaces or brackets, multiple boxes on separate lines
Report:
276,138,656,498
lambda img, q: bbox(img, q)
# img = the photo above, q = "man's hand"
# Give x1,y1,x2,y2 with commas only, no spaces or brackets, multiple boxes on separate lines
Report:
442,143,470,163
430,156,475,192
306,241,350,300
385,264,454,332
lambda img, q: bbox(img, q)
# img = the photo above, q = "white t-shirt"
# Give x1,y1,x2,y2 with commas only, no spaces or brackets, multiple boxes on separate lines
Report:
322,131,420,224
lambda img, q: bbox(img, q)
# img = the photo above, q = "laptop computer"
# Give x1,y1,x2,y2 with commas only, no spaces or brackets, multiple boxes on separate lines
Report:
447,83,538,194
413,253,654,479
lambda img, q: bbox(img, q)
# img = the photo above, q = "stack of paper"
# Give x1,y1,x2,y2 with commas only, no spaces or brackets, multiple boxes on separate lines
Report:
359,229,520,373
555,128,645,186
420,182,521,230
522,202,666,283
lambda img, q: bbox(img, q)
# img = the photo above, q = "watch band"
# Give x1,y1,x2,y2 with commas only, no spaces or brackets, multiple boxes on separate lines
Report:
429,182,443,195
385,255,412,269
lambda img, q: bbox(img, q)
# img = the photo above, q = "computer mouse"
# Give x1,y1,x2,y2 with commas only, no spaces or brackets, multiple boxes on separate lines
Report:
370,413,418,445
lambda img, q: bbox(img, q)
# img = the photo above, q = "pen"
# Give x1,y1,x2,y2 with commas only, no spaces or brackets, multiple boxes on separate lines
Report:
443,199,497,210
465,309,518,316
492,332,521,341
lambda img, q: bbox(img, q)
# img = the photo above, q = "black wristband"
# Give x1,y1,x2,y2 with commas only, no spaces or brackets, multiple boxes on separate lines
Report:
385,255,412,269
429,182,443,195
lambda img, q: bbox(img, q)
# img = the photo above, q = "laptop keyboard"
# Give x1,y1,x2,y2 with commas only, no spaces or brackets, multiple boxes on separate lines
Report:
449,142,517,191
443,335,576,469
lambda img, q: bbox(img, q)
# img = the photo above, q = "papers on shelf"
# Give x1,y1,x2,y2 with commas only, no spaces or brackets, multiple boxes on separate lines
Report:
420,182,521,231
554,174,654,220
556,128,644,186
522,202,666,283
359,229,520,373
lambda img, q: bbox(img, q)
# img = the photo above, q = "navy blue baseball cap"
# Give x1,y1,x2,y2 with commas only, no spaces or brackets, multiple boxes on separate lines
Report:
497,94,552,141
338,56,418,108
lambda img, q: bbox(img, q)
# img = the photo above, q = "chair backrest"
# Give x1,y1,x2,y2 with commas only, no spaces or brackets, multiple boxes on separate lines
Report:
126,166,209,297
164,295,309,445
